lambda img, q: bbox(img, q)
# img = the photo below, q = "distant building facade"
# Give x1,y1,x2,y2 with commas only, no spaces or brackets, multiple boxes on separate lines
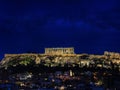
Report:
45,47,75,55
104,51,120,64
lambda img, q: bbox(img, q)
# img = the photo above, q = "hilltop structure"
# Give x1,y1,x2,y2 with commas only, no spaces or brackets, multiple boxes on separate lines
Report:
0,47,120,68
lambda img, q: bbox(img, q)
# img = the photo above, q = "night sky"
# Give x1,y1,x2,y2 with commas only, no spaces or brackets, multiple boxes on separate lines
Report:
0,0,120,59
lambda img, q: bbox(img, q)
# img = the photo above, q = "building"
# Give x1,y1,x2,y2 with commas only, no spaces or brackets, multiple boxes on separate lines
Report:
45,47,75,55
104,51,120,64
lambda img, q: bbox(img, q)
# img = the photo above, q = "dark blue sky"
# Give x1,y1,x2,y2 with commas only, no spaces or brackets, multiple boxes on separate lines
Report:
0,0,120,59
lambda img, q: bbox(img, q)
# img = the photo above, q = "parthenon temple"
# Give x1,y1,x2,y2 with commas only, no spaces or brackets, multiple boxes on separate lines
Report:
45,47,75,55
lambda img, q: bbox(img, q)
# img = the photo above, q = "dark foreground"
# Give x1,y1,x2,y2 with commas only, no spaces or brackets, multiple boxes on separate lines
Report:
0,66,120,90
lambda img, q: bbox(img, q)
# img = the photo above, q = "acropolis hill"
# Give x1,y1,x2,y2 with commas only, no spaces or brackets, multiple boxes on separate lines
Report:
0,47,120,68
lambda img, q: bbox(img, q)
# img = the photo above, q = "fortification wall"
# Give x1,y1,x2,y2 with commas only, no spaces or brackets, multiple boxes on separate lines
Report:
4,53,38,57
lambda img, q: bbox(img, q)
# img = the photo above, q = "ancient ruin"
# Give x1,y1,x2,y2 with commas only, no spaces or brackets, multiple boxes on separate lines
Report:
0,47,120,68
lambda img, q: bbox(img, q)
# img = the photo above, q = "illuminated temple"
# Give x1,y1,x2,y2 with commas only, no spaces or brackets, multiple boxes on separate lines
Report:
45,47,75,55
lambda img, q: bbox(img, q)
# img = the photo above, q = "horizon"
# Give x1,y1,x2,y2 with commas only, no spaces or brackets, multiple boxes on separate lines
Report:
1,47,120,60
